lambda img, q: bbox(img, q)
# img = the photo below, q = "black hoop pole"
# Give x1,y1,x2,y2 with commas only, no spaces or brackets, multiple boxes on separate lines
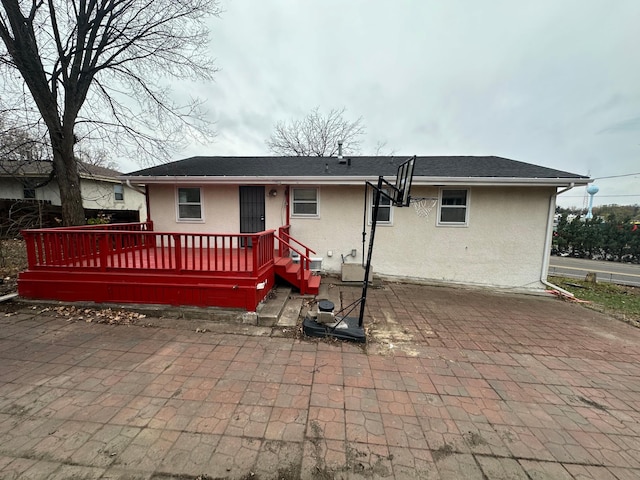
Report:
358,176,383,328
361,182,368,268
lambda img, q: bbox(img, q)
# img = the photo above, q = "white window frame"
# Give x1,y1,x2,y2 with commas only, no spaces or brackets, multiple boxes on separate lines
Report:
290,187,319,218
437,188,469,227
114,184,124,202
176,186,204,222
368,187,394,225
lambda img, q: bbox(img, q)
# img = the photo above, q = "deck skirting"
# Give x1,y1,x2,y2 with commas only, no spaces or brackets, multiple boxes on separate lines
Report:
19,269,275,311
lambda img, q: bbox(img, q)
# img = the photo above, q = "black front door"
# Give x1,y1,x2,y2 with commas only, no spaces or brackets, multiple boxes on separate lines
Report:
239,186,265,246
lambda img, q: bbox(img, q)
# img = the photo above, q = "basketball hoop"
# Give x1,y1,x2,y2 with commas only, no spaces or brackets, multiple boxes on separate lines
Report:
303,155,417,342
411,197,438,219
394,156,415,207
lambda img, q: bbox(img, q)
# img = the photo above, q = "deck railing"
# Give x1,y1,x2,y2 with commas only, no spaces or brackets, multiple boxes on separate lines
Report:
276,225,317,294
277,225,316,269
22,222,275,276
51,221,154,232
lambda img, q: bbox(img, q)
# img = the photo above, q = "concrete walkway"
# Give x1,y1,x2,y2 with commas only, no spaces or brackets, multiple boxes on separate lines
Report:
1,282,639,479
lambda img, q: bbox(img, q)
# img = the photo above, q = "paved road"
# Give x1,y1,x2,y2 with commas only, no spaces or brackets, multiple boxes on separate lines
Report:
549,256,640,287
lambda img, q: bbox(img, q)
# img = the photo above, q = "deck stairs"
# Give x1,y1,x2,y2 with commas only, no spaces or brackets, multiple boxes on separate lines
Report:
274,255,321,296
256,287,304,327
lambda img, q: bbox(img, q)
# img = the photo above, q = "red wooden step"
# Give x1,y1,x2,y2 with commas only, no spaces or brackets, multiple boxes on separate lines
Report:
273,256,320,295
307,275,321,294
274,256,292,267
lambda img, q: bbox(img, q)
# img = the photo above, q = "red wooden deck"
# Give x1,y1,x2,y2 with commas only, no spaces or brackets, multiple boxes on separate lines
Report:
18,222,320,311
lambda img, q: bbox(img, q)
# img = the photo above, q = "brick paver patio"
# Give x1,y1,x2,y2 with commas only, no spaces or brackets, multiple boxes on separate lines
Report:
1,283,639,479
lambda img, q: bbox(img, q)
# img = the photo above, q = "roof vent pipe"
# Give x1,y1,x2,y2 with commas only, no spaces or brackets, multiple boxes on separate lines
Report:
338,140,346,164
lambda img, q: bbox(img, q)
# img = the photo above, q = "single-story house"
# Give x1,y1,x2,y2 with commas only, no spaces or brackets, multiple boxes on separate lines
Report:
122,155,590,291
0,159,147,224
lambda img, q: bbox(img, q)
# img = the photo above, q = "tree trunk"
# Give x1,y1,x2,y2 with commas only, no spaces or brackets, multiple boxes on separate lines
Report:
51,132,85,226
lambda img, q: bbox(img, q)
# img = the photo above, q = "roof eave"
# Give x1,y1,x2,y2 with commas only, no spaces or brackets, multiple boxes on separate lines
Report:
80,174,120,183
0,172,120,183
121,175,591,188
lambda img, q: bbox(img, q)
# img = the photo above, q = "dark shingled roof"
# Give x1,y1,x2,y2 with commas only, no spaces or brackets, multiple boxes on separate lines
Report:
125,155,588,180
0,159,122,179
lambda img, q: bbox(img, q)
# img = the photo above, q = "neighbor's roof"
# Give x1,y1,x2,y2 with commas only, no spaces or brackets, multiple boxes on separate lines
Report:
123,155,591,187
0,159,122,182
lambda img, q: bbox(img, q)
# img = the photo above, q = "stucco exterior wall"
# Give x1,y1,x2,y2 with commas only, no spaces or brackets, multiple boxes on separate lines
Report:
287,185,552,289
149,184,287,234
148,182,553,290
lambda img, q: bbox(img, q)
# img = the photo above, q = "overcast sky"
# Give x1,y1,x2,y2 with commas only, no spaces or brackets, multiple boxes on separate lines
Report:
128,0,640,208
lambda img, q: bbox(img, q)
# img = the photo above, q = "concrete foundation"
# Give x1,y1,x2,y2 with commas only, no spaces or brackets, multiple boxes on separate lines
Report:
341,263,373,282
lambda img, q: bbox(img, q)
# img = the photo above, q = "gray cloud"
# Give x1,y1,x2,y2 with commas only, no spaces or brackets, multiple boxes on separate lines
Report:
121,0,640,207
598,117,640,135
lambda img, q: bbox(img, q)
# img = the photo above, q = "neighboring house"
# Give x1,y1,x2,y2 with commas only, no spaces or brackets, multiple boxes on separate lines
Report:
0,159,147,223
123,155,590,291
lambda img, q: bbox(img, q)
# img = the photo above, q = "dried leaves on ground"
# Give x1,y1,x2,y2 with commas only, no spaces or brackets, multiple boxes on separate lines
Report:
38,305,147,325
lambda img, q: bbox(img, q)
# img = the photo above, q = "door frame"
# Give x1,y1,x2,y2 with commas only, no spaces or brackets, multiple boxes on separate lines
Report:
239,186,266,246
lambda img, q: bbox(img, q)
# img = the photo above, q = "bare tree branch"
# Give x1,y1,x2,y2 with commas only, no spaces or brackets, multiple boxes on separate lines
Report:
267,107,365,157
0,0,220,224
373,140,396,156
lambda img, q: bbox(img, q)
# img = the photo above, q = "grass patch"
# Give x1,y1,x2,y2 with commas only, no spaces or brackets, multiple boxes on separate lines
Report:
550,276,640,324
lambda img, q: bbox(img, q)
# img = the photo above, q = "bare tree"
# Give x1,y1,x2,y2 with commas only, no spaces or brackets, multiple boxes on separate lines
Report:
373,140,396,156
0,0,220,225
76,147,118,170
267,107,365,157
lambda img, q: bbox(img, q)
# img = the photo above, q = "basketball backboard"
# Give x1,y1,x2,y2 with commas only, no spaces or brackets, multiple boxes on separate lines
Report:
394,156,415,207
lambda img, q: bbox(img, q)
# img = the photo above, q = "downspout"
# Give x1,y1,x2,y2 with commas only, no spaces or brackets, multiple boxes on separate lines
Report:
126,179,151,222
285,186,290,226
145,184,151,222
541,183,575,297
125,179,146,195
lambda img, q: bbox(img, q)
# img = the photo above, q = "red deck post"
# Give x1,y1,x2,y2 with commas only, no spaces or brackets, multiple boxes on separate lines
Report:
23,231,37,268
99,234,108,271
252,234,259,275
173,233,182,273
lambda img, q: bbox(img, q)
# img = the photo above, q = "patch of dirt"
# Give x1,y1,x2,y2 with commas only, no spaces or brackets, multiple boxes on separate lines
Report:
463,431,488,447
432,443,455,462
3,404,31,417
0,238,27,296
572,395,608,411
344,443,391,478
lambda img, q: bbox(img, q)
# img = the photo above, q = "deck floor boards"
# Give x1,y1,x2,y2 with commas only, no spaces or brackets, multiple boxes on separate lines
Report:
105,247,255,273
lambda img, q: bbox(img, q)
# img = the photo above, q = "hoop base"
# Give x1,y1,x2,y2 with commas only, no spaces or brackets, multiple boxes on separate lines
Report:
302,314,366,343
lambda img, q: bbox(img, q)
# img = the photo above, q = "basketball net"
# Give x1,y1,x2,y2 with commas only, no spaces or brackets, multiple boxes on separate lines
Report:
411,197,438,218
